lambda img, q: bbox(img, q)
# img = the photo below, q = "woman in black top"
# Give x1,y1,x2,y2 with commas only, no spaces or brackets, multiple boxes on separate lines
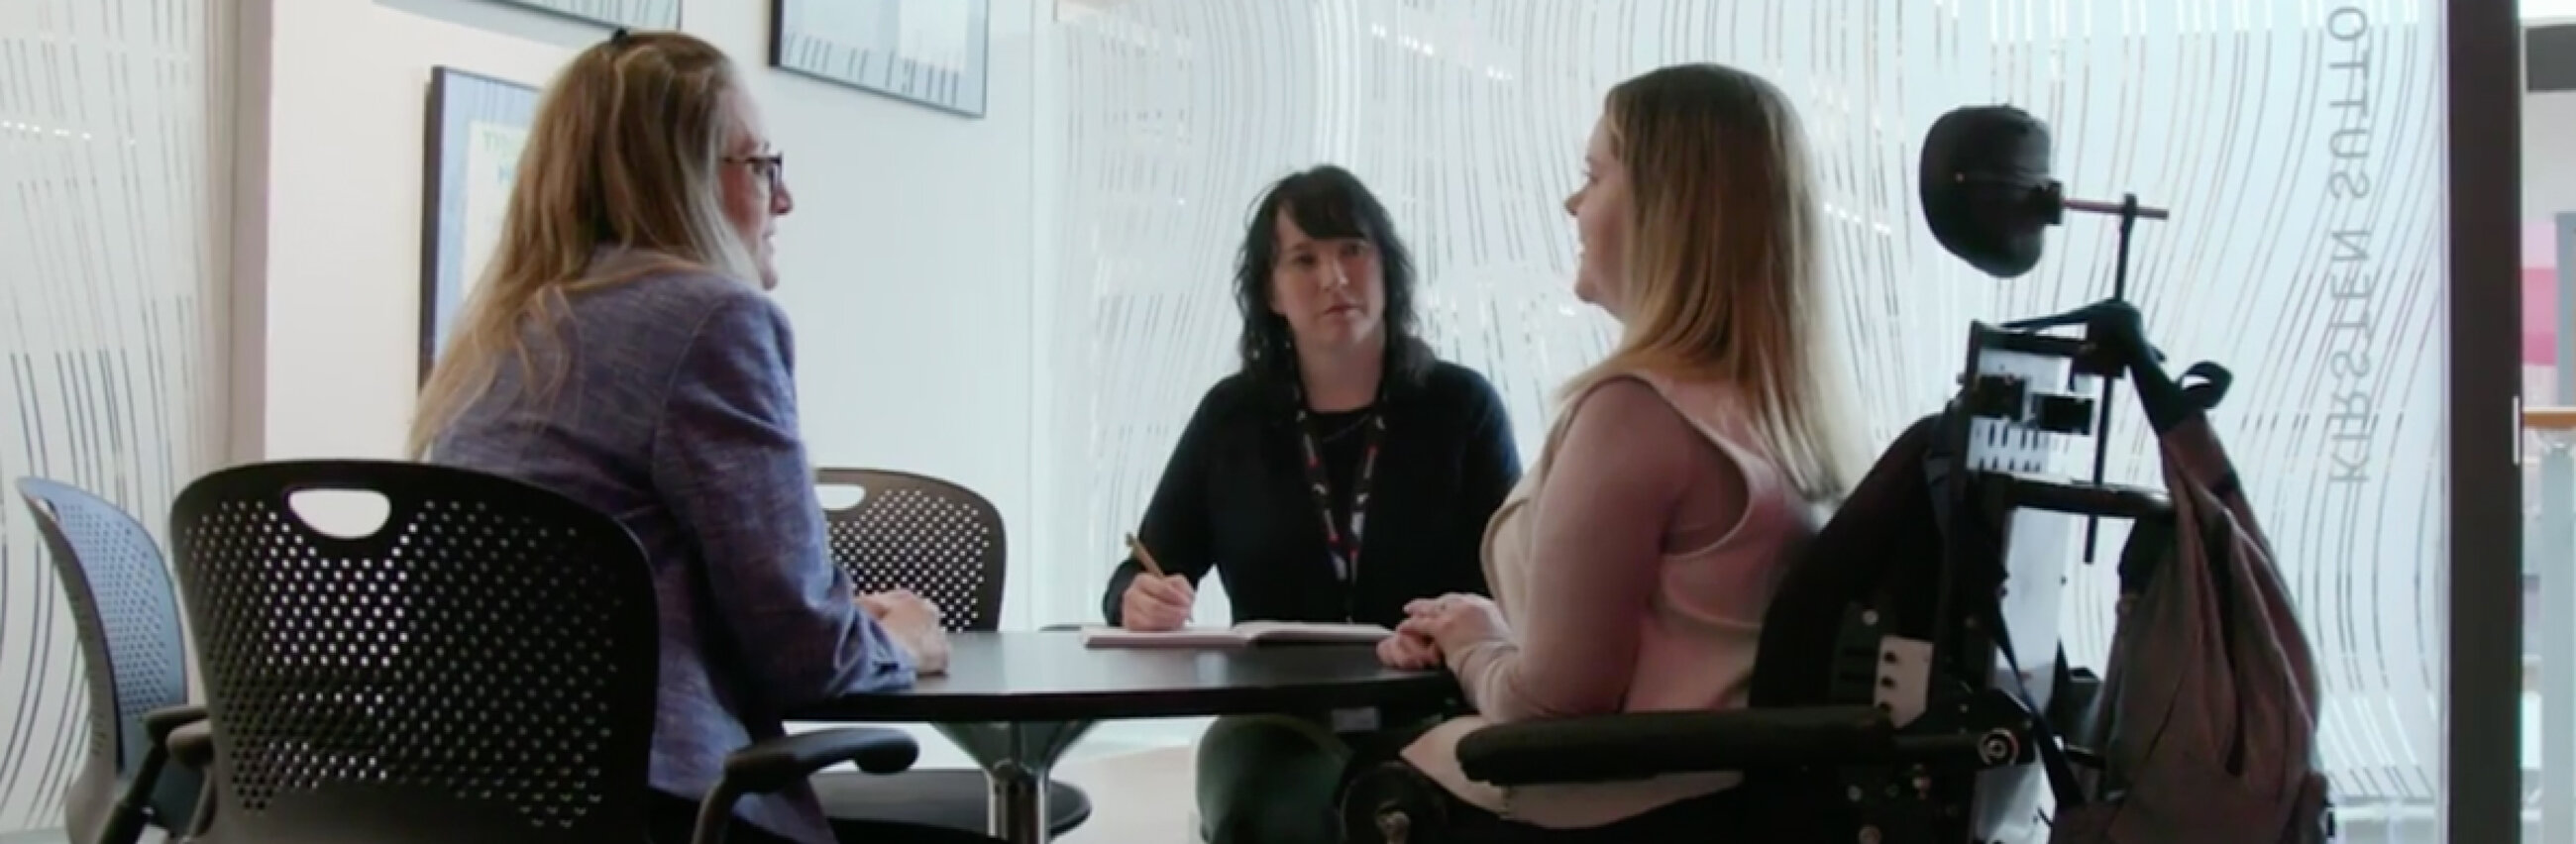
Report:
1100,164,1521,844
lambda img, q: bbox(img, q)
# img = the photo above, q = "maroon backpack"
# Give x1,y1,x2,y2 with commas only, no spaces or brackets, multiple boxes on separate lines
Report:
2050,413,2332,843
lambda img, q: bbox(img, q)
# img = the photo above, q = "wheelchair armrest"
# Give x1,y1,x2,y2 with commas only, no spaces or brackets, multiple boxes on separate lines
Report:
1456,706,1899,786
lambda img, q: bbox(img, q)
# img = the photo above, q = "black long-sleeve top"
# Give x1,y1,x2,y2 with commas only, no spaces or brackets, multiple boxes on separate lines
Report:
1101,362,1524,629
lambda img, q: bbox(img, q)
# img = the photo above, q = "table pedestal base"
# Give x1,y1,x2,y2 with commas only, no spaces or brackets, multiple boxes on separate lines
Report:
935,720,1095,844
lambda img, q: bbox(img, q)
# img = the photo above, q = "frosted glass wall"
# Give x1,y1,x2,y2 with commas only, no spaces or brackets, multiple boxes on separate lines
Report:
0,0,233,830
1043,0,2450,833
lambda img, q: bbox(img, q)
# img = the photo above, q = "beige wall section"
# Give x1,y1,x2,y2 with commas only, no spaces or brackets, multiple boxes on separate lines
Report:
1,0,1052,829
245,0,1045,617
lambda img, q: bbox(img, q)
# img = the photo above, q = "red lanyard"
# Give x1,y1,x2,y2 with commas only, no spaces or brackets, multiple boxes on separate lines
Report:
1291,397,1385,586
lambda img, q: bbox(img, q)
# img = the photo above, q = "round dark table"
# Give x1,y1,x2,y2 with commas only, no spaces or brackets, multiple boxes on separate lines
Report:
791,630,1454,844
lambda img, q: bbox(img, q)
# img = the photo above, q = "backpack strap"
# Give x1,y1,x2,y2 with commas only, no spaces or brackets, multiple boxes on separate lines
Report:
2180,361,2232,411
1921,411,2088,808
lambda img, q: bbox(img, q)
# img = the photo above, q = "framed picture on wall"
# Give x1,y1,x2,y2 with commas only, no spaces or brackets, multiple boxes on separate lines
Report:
770,0,992,118
419,67,540,383
482,0,680,29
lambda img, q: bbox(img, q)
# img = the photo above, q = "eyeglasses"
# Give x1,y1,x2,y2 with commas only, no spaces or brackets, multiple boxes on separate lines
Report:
722,153,786,192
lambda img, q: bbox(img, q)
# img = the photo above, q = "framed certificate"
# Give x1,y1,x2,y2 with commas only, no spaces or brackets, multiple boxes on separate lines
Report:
419,67,539,383
771,0,992,118
483,0,679,29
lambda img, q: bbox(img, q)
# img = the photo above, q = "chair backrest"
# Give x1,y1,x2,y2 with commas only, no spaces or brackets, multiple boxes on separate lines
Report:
167,461,659,844
1745,326,2211,843
814,469,1005,631
1748,414,1952,711
1747,408,2068,842
15,476,202,839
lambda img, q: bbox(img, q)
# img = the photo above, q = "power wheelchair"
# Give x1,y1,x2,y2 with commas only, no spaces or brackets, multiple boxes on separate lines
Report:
1358,319,2183,844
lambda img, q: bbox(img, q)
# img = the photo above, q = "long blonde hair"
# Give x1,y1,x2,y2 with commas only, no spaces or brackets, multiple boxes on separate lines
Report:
1567,63,1862,502
407,31,760,458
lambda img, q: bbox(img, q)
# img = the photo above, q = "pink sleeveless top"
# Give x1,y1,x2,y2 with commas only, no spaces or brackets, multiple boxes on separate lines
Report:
1399,371,1822,828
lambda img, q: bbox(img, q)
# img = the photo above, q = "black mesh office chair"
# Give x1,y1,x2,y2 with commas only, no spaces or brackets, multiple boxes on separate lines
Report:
166,461,931,844
16,477,209,844
815,469,1007,632
808,469,1090,837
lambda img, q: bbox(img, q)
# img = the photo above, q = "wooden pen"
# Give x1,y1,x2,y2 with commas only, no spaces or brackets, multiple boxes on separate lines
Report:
1125,533,1166,578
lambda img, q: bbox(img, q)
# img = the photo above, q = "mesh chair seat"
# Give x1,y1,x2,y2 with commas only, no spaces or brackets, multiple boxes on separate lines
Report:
811,469,1091,839
169,461,665,843
166,461,990,844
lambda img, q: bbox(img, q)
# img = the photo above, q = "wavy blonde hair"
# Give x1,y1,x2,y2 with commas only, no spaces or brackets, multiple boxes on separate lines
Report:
1568,63,1863,502
407,31,760,458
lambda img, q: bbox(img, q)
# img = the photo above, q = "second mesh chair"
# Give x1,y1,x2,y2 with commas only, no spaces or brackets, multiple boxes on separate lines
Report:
16,476,208,844
809,469,1091,837
166,460,932,844
814,469,1007,631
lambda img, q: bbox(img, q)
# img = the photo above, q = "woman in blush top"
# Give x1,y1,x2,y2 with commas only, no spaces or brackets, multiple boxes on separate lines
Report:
1371,63,1865,841
411,31,989,844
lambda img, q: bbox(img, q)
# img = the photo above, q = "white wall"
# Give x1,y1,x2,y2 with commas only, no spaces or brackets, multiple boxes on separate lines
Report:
245,0,1048,626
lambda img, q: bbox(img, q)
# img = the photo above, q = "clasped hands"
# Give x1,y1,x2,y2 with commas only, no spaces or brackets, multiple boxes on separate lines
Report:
1379,592,1509,671
858,588,950,675
1123,573,1509,672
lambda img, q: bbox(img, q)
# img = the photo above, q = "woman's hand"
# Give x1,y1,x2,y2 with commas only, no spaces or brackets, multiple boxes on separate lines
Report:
1120,574,1197,631
862,589,950,676
1398,593,1510,654
860,588,940,623
894,623,950,676
1376,631,1443,671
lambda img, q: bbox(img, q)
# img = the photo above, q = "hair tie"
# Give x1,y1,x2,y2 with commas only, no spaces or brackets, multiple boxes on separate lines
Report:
608,28,631,47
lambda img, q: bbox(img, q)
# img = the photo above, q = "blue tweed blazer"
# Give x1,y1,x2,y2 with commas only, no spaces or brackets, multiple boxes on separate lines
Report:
431,250,912,844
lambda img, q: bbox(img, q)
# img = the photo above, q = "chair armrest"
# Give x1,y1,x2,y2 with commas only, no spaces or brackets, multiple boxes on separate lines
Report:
142,704,207,747
721,727,919,794
98,706,212,844
1456,706,1898,786
166,721,215,771
695,728,921,844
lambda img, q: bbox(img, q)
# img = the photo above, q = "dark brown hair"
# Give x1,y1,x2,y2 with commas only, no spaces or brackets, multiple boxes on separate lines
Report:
1231,164,1433,397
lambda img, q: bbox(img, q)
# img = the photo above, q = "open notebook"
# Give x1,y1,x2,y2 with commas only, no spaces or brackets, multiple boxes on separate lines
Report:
1077,621,1392,649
